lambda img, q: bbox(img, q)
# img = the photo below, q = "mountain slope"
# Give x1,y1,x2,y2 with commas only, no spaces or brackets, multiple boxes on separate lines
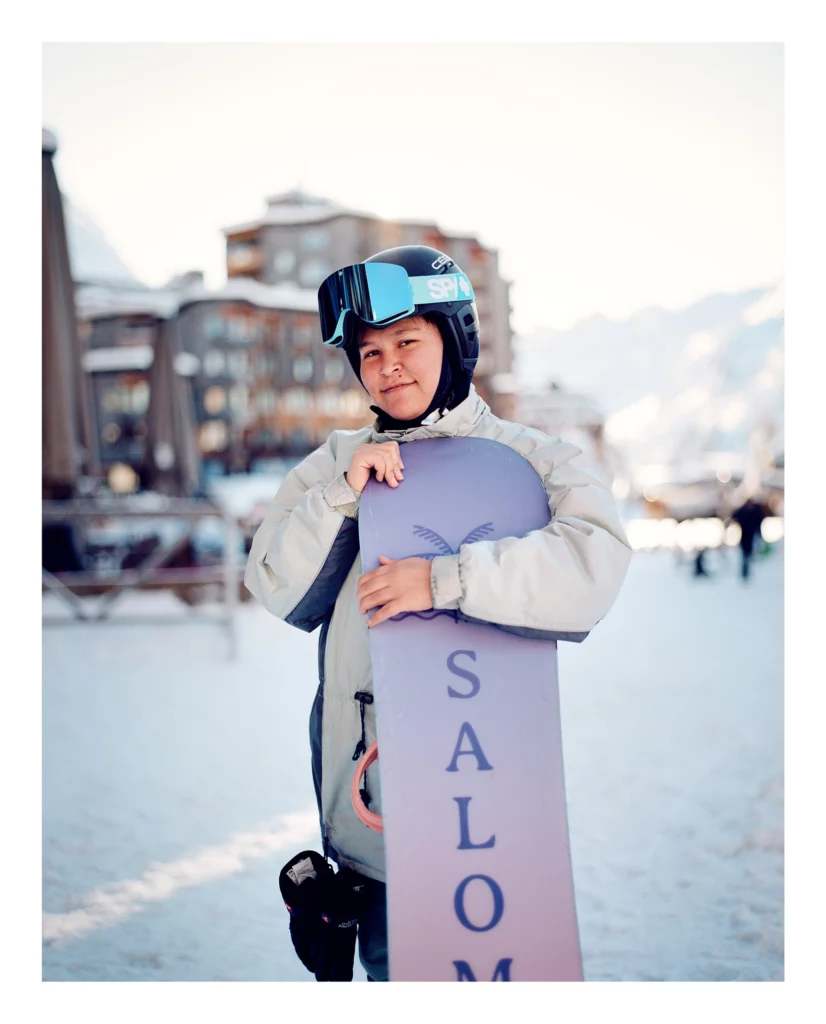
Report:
514,284,784,482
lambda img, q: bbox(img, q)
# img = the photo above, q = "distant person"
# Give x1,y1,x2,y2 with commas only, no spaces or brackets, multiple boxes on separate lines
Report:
693,548,710,577
731,495,768,581
244,244,632,982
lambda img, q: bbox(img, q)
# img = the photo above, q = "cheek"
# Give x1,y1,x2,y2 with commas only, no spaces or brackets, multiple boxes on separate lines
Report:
407,349,441,386
359,361,379,393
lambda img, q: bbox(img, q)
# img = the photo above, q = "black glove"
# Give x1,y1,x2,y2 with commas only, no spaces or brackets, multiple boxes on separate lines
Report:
279,851,369,982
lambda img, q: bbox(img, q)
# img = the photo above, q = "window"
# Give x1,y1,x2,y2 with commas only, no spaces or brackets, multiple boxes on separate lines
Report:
324,358,345,384
204,315,226,342
292,355,314,384
227,351,248,378
227,240,261,271
285,389,311,414
274,248,297,274
317,390,343,417
131,381,150,415
225,318,250,344
117,323,154,347
341,390,366,417
203,386,227,416
204,349,226,376
98,376,148,416
298,259,332,288
102,422,121,445
293,323,316,346
256,389,277,415
199,420,229,452
229,385,249,419
301,228,330,252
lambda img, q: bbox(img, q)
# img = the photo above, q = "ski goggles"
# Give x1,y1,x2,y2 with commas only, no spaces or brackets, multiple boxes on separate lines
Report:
317,262,475,347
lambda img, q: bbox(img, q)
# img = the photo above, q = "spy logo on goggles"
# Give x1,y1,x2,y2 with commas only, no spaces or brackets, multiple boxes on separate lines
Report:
425,275,472,301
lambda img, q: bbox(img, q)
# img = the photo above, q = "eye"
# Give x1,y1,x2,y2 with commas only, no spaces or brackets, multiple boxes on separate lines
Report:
361,349,379,360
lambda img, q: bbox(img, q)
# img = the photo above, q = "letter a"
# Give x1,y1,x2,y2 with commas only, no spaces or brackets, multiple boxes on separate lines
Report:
445,722,493,772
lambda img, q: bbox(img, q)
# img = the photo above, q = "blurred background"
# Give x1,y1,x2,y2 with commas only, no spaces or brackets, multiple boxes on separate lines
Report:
42,43,783,982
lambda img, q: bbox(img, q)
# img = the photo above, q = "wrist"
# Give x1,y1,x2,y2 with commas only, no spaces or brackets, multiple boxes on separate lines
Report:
346,470,367,494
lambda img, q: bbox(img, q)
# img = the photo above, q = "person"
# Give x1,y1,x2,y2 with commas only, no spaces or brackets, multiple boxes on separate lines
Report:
244,245,633,981
731,493,768,581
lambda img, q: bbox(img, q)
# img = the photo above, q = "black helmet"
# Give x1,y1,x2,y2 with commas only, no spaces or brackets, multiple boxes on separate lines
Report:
316,245,480,385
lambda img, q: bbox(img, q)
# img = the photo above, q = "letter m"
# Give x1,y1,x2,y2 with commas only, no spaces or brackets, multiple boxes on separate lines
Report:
453,958,513,981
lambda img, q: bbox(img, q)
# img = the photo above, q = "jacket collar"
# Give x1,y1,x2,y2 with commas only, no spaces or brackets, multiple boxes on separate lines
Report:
370,384,489,444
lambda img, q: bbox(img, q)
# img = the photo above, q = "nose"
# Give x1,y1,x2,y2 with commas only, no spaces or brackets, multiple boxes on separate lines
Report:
379,351,403,376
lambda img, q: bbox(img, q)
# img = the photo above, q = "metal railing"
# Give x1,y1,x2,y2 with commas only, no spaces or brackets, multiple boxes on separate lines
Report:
42,498,242,659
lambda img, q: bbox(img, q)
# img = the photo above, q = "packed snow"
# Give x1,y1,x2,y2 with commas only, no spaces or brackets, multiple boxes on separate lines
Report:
42,541,783,982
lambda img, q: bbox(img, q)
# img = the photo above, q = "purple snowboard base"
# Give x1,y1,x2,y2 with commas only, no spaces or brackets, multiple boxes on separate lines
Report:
359,437,583,981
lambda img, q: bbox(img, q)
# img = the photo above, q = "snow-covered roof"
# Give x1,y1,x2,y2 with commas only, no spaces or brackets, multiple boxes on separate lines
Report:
76,284,180,321
83,345,154,372
178,277,318,313
76,277,319,322
82,346,201,376
223,188,372,234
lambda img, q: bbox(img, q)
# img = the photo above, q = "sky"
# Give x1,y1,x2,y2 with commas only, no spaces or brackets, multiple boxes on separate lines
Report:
42,42,783,334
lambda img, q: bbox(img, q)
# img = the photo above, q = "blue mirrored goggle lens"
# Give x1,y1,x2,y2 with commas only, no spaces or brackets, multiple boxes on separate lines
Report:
362,263,415,324
318,263,416,345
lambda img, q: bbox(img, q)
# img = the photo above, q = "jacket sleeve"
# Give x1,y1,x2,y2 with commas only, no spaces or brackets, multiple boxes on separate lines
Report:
428,434,632,642
244,437,362,633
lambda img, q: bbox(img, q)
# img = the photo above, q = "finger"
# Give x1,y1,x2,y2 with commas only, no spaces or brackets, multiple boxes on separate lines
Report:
359,563,391,586
368,601,401,628
357,570,391,600
378,555,396,565
375,452,395,484
384,454,399,487
356,581,393,602
360,586,392,615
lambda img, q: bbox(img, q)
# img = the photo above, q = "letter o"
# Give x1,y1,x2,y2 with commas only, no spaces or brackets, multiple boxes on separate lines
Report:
453,874,504,933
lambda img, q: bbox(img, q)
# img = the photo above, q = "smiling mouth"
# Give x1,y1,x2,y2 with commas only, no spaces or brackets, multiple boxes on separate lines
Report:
383,382,413,394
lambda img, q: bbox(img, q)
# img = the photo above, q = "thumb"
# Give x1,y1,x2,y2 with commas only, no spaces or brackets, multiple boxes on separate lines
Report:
378,555,396,565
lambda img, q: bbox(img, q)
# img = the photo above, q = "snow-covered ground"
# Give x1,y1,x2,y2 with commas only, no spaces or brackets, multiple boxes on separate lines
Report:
42,543,783,982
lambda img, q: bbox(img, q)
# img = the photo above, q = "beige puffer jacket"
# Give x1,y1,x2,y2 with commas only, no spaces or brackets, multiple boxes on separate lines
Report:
245,386,632,881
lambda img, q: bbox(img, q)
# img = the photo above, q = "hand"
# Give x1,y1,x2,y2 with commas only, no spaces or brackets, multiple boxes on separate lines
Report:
346,442,405,494
357,555,433,628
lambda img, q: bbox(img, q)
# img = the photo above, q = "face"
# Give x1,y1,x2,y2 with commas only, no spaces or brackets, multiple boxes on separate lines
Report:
357,316,443,420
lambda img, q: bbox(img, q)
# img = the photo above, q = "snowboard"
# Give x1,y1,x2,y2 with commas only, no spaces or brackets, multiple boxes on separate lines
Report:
356,436,583,982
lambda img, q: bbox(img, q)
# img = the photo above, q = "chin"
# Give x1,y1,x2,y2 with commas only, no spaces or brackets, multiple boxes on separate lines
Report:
378,387,428,420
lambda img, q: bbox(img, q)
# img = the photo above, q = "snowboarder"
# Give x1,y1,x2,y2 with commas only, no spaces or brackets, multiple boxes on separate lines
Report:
245,245,633,981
